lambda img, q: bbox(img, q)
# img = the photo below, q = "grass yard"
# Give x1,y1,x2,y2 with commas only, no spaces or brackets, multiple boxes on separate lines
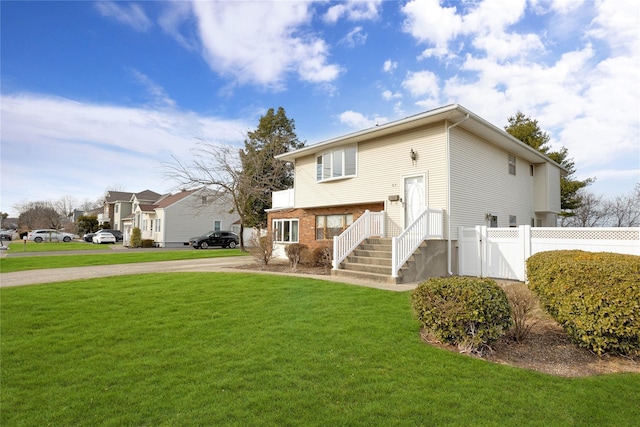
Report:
1,273,638,426
6,240,112,252
0,249,249,273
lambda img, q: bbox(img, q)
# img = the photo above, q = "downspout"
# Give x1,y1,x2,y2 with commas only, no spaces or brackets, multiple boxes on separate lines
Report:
446,114,469,275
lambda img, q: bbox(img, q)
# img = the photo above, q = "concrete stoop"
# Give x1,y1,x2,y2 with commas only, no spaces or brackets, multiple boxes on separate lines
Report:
332,238,405,285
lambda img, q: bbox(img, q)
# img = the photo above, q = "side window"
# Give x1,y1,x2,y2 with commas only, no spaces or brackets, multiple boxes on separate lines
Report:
213,220,221,231
508,154,516,175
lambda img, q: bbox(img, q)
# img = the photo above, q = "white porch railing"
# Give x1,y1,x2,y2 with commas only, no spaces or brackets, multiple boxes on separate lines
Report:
332,210,386,270
391,208,444,278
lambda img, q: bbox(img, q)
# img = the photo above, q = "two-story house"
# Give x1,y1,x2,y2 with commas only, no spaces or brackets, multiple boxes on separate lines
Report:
123,188,241,248
100,190,162,231
267,104,565,284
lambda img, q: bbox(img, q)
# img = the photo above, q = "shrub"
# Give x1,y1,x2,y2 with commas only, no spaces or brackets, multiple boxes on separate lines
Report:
129,227,142,248
412,277,512,354
141,239,154,248
504,284,537,343
246,231,273,268
527,250,640,356
310,245,332,269
285,243,307,272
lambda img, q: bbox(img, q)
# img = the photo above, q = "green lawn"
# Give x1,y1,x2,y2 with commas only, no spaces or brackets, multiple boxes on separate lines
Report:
6,240,112,252
2,273,638,426
0,249,249,273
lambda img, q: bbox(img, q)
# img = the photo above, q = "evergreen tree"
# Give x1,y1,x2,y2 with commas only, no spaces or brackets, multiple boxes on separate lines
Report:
505,112,593,220
240,107,304,228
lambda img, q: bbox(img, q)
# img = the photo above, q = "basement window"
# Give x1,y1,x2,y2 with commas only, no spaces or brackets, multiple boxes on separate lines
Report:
316,214,353,240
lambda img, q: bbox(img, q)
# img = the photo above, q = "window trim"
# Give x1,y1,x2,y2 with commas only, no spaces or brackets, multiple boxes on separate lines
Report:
316,144,357,182
272,218,299,243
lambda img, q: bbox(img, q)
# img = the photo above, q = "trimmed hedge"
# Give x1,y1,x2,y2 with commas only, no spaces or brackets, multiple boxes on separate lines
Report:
527,250,640,356
412,277,512,352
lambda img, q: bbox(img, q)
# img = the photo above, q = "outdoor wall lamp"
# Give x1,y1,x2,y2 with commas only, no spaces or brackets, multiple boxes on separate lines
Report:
410,148,417,161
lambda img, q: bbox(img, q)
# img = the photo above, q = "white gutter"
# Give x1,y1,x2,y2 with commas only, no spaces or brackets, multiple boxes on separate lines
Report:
446,114,469,275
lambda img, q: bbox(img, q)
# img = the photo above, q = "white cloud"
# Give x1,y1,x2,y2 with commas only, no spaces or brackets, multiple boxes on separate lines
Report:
323,0,382,24
130,70,176,109
382,90,402,101
340,26,367,48
172,1,341,89
0,93,250,215
402,70,440,98
382,59,397,73
95,1,152,32
338,111,386,129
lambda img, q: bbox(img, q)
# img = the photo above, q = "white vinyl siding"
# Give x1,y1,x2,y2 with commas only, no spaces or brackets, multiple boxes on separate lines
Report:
158,191,240,248
297,124,448,236
449,127,535,239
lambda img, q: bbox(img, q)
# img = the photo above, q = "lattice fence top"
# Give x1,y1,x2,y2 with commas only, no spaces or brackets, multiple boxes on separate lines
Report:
531,228,639,241
487,229,519,239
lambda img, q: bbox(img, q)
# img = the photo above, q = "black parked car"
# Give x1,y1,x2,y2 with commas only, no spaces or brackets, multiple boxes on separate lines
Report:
189,231,239,249
83,229,123,242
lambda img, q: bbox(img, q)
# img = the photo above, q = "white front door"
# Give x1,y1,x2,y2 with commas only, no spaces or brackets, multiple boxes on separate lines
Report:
404,175,426,227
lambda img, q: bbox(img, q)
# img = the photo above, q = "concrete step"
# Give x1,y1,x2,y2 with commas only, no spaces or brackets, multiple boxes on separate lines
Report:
332,268,399,284
340,261,391,276
353,249,392,258
345,255,392,267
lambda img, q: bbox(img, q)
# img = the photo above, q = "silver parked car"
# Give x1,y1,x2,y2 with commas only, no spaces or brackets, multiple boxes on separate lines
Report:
28,229,76,243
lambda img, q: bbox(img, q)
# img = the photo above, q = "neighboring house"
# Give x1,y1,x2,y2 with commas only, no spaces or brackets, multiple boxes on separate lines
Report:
268,104,565,284
99,190,162,231
122,188,240,248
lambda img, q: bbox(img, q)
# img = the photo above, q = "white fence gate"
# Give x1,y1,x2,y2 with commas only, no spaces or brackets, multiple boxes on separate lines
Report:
458,226,640,281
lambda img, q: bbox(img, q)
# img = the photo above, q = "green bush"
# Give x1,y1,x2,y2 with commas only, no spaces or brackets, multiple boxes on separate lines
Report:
130,227,142,248
141,239,154,248
527,250,640,356
412,277,512,353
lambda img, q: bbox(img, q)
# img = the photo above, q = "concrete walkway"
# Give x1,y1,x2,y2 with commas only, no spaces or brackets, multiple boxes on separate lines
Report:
0,257,419,292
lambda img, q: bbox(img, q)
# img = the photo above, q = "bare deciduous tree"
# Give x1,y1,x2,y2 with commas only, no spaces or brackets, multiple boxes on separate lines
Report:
561,190,607,227
164,142,256,251
561,184,640,227
16,201,63,230
604,183,640,227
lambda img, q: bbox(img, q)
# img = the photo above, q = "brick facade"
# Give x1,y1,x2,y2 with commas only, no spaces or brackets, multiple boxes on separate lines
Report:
268,202,385,251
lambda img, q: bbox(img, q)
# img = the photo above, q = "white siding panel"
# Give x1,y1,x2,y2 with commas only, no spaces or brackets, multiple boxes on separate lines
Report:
295,124,448,226
160,194,240,247
449,127,536,239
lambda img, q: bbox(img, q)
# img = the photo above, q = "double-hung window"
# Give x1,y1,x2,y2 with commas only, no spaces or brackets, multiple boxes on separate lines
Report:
273,219,299,243
316,144,357,181
508,154,516,175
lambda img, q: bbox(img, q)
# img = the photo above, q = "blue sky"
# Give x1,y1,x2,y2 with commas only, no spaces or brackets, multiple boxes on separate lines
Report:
1,0,639,217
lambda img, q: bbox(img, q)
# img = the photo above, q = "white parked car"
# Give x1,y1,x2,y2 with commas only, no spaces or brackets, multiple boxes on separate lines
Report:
28,229,76,243
92,231,116,244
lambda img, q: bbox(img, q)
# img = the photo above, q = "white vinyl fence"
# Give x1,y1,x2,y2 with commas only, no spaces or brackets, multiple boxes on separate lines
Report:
458,226,640,281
